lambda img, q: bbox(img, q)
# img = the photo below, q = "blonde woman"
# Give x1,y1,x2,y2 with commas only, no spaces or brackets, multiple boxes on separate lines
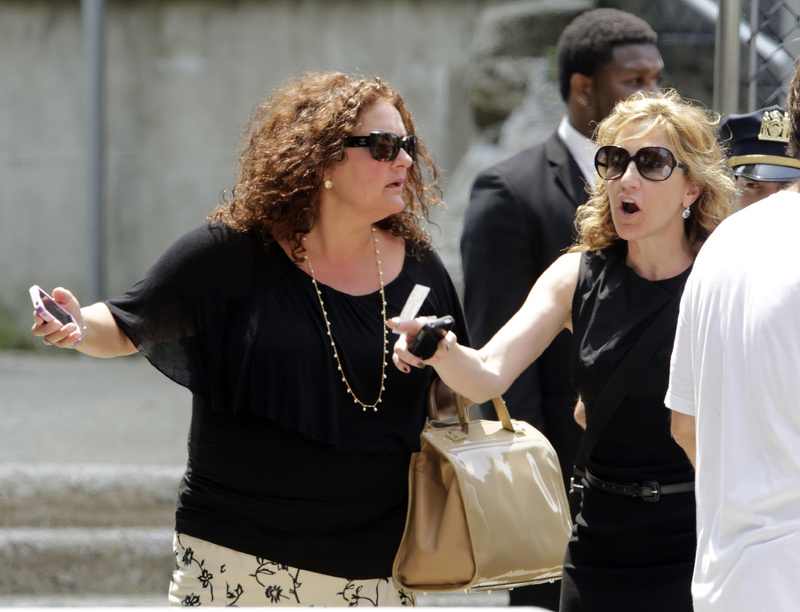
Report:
392,89,734,611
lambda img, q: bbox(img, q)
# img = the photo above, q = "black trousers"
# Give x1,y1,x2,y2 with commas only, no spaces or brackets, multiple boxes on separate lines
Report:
509,580,561,610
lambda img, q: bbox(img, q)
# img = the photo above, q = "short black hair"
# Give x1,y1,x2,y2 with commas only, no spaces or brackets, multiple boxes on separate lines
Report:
557,8,658,102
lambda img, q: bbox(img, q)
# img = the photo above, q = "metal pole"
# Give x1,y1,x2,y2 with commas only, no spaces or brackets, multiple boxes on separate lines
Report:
713,0,742,117
747,0,759,111
82,0,105,302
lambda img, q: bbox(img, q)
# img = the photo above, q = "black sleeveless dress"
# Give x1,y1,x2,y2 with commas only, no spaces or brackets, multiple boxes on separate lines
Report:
559,245,696,612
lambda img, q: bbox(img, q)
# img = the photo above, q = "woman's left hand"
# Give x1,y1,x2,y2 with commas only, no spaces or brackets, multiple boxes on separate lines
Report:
387,316,456,374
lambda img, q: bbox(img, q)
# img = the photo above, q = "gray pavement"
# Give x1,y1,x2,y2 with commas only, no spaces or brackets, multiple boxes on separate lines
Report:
1,350,191,466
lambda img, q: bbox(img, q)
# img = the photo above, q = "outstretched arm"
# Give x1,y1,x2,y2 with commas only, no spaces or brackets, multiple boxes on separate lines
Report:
31,287,137,358
391,252,580,403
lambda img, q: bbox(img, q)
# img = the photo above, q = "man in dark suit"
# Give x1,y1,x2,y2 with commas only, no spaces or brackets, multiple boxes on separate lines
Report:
460,9,662,610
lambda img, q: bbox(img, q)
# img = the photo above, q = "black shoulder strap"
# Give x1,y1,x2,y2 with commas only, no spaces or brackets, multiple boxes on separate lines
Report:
572,292,682,477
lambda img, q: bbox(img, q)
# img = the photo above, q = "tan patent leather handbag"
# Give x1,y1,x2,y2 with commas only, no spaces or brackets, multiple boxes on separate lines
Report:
392,388,572,593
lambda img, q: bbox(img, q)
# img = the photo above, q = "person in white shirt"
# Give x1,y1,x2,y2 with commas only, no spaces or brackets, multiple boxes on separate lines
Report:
666,62,800,611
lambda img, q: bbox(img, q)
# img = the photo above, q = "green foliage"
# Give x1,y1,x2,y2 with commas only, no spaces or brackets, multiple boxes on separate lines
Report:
545,45,558,83
0,303,36,350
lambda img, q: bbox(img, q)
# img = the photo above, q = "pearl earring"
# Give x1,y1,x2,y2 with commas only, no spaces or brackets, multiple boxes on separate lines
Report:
324,180,333,189
682,206,691,219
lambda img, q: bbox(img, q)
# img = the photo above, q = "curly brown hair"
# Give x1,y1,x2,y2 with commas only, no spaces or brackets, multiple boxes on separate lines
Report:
571,89,734,254
208,71,443,259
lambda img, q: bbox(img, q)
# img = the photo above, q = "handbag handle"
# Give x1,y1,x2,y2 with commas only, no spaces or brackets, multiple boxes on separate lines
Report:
428,379,517,432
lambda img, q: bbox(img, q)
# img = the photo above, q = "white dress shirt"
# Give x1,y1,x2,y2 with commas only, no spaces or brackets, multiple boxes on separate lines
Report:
558,116,598,190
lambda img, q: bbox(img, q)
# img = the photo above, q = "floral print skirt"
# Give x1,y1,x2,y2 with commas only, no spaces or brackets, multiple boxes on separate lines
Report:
169,532,417,607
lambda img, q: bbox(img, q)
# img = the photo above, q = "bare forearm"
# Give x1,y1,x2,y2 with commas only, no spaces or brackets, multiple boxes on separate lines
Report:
431,342,510,404
77,303,138,358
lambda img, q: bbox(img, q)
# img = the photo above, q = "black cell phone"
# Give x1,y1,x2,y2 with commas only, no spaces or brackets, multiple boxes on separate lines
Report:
407,315,455,360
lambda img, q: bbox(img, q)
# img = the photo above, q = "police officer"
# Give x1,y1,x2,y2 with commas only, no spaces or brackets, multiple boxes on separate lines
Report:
720,105,800,211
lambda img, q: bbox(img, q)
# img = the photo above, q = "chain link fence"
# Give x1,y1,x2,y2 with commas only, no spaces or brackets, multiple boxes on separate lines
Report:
653,0,800,112
607,0,800,112
740,0,800,110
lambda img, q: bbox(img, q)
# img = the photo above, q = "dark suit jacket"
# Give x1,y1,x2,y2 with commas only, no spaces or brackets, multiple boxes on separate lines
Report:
460,130,590,487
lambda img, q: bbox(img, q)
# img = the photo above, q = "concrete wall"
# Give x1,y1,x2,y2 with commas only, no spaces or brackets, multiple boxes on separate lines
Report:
2,0,504,345
3,0,718,348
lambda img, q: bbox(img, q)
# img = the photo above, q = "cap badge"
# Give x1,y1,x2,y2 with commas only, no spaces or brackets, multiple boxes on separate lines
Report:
758,109,791,143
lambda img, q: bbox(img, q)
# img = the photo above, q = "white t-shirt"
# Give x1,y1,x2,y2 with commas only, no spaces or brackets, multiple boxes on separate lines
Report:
666,190,800,611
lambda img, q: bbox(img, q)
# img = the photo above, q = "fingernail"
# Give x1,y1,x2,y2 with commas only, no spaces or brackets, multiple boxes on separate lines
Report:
416,362,426,369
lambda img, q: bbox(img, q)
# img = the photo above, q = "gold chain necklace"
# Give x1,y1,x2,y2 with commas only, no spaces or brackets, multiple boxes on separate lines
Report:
303,228,388,412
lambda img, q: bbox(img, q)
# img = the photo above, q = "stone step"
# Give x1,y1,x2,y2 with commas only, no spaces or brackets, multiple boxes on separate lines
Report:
0,464,182,528
0,594,170,607
0,527,174,596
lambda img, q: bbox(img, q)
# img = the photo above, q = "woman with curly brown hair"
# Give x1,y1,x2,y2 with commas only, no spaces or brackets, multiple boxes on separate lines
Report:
31,71,467,606
392,89,735,611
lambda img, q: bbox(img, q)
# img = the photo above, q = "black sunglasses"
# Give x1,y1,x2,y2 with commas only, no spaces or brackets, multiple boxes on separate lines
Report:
595,145,688,182
343,131,417,163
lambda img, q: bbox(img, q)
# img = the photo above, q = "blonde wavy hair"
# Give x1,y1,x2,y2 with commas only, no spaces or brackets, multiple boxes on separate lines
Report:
786,58,800,158
208,71,443,259
571,89,734,254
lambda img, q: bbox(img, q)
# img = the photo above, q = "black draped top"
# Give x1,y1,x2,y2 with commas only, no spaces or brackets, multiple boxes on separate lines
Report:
106,222,468,578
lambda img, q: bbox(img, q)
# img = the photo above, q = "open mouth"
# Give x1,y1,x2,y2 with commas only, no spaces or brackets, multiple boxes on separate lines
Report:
621,199,640,214
388,178,404,189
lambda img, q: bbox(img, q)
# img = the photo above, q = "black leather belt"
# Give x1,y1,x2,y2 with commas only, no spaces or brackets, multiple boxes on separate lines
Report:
585,469,694,502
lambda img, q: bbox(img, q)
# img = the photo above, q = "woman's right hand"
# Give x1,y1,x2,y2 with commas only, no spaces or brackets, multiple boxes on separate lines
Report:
31,287,85,349
387,316,456,374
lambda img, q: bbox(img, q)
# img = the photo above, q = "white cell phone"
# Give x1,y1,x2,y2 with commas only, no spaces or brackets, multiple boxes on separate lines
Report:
29,285,77,327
